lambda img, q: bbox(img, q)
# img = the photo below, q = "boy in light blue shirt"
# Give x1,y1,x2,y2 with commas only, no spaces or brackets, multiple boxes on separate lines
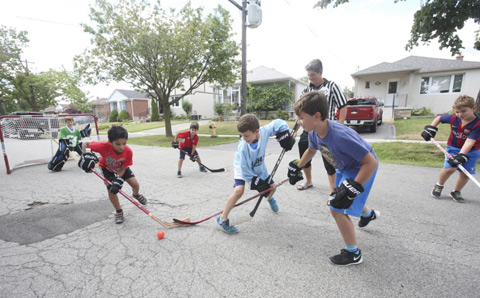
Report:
216,114,295,234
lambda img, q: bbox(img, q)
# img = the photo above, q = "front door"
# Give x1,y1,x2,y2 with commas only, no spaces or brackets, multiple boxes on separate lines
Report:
385,80,398,106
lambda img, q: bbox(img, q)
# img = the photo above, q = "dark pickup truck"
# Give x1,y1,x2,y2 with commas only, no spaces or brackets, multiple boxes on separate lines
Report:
342,97,383,132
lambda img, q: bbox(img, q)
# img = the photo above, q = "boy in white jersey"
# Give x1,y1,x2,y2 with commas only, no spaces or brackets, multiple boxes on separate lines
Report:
216,114,295,234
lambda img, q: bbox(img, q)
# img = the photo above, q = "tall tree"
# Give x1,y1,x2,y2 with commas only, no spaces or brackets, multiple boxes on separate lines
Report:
75,0,240,137
0,26,28,114
314,0,480,55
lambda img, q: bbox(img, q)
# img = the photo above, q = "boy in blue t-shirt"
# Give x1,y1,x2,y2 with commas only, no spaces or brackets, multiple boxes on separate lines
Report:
421,95,480,203
288,91,379,266
216,114,295,234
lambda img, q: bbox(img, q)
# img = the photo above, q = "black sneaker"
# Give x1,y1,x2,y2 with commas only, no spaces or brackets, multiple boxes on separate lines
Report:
358,209,379,228
431,184,444,198
199,166,207,173
329,249,363,266
177,171,182,178
114,211,124,224
133,194,147,205
450,190,465,203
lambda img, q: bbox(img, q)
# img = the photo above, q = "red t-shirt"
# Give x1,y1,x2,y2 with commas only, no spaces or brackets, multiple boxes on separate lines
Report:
178,131,198,148
88,141,133,173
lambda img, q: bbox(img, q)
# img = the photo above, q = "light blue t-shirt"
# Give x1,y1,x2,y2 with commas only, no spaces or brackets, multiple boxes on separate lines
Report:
308,120,377,173
234,119,290,182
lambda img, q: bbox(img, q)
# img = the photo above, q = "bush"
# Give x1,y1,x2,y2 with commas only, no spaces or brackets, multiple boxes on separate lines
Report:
98,123,111,130
109,110,118,122
214,102,224,116
268,115,275,120
151,99,160,121
411,107,433,116
182,100,192,116
117,110,131,122
276,109,289,120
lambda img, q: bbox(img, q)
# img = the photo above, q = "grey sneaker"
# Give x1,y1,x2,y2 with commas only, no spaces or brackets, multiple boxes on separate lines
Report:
431,184,444,198
177,171,182,178
450,190,465,203
114,211,124,224
199,166,207,173
133,194,147,205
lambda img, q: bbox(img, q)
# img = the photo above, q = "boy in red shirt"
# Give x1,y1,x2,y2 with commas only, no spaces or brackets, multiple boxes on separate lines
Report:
172,122,207,178
78,125,147,224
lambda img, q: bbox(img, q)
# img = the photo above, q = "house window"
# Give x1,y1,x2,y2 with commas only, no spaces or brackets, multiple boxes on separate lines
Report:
365,81,370,89
120,101,128,111
420,74,463,94
218,86,240,106
170,96,181,107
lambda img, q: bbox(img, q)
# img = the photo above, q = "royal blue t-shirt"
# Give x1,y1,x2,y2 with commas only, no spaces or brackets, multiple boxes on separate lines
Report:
308,120,377,173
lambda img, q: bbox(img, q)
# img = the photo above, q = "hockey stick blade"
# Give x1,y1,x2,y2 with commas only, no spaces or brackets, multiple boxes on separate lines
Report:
177,148,225,173
172,178,289,226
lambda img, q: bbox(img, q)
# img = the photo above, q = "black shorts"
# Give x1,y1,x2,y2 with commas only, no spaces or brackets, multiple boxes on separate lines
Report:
102,167,135,186
298,131,311,168
179,147,199,159
298,131,336,175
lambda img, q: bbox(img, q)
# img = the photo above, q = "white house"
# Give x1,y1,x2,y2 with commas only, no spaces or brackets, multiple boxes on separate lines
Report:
107,89,150,121
168,66,307,119
351,55,480,115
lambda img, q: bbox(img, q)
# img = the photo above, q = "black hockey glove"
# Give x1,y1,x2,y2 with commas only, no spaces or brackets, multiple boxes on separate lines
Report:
287,160,304,185
276,130,295,151
172,141,179,149
80,123,91,138
109,177,124,194
251,176,271,194
447,153,469,167
190,154,197,162
421,125,438,141
78,152,99,173
328,178,364,209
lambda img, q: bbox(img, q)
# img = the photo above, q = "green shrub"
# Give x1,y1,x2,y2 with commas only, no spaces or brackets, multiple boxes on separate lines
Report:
276,109,289,120
214,102,224,116
268,115,275,120
182,100,192,116
411,107,433,116
117,110,131,122
109,110,118,122
151,99,160,121
98,123,111,130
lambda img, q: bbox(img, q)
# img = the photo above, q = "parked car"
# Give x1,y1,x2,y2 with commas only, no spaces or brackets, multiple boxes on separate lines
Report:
338,97,383,133
3,112,60,139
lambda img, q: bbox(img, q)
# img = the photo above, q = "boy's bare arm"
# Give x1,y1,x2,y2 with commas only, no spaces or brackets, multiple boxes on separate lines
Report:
116,166,127,177
430,116,441,126
355,153,378,185
81,141,90,153
460,138,475,154
298,147,316,168
191,145,197,156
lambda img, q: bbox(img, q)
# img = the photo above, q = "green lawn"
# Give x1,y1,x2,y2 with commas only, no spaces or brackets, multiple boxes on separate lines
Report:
97,120,190,134
394,117,450,141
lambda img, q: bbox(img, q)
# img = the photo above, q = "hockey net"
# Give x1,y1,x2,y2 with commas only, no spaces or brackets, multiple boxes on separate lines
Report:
0,113,100,174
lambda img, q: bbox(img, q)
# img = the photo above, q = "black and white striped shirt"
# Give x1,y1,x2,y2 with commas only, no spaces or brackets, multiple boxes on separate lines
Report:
300,78,347,120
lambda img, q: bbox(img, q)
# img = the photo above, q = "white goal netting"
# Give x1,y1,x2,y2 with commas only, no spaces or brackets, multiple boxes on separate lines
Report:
0,114,100,174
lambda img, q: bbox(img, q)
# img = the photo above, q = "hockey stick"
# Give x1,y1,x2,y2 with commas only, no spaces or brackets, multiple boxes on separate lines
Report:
430,138,480,189
246,121,300,220
40,128,187,228
172,178,289,225
177,147,225,172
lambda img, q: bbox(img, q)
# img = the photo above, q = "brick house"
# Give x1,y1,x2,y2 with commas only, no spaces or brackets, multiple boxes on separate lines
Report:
107,89,150,121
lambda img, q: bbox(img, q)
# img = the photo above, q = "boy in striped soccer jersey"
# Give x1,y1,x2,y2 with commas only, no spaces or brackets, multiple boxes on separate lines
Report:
216,114,295,234
422,95,480,203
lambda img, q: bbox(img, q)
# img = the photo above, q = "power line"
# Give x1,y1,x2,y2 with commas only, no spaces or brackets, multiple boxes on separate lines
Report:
16,16,78,27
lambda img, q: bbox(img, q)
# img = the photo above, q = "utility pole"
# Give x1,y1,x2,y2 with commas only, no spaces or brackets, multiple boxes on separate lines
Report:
227,0,261,116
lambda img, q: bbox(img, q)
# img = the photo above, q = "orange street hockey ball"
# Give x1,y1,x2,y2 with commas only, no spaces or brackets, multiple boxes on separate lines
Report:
157,231,165,239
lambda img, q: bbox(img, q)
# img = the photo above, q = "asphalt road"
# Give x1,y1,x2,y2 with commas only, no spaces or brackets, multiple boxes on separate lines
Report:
1,122,479,297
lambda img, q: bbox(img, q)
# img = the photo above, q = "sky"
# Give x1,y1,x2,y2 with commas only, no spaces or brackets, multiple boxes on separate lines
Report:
2,0,480,100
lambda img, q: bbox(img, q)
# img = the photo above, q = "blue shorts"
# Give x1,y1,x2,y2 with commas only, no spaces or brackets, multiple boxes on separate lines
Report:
233,178,274,188
179,147,199,159
329,167,378,217
444,146,480,174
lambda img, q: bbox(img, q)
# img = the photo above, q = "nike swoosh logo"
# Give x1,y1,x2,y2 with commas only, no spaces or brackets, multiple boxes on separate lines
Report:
353,255,361,261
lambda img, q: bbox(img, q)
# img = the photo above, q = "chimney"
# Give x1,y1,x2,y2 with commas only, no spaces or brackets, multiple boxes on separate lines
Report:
456,54,464,61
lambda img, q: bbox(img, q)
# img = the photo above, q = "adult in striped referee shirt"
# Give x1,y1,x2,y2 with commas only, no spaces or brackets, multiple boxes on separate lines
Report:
296,59,348,194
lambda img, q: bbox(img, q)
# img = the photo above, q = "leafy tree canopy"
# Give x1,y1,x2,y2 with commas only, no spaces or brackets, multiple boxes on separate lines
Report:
314,0,480,55
75,0,240,136
247,83,293,118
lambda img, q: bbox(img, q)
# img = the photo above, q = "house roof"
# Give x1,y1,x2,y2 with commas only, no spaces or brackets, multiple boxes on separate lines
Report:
352,55,480,76
93,97,108,105
115,89,149,99
234,65,302,84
